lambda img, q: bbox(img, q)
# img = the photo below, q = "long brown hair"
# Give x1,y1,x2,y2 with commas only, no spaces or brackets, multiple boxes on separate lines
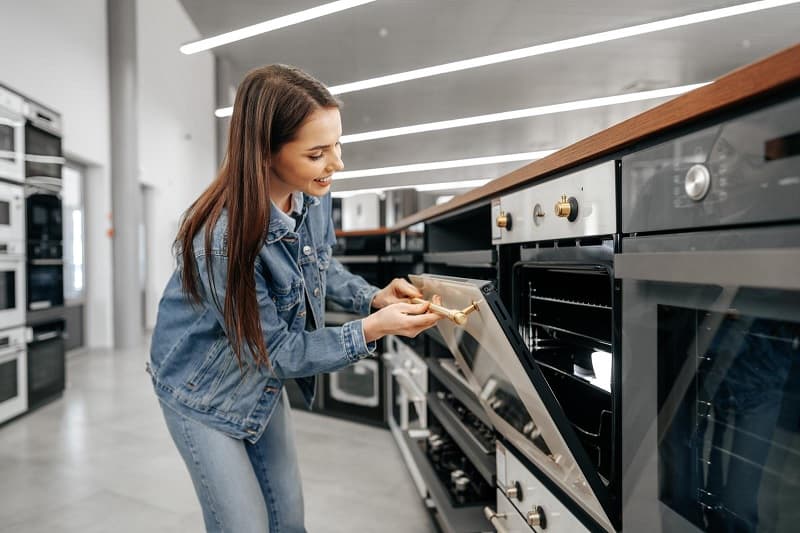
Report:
175,64,340,368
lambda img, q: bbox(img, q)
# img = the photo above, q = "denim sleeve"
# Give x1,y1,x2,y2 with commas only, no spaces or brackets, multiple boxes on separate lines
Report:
195,253,374,379
322,196,380,316
325,256,380,316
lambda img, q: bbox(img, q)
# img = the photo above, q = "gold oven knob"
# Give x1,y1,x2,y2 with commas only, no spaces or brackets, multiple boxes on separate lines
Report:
496,210,512,230
527,506,547,529
554,194,579,222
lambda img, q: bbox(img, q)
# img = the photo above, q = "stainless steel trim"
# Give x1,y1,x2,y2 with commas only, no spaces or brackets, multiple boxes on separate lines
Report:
483,507,511,533
615,249,800,290
393,369,425,403
23,154,65,165
33,331,59,342
30,259,64,266
334,255,380,263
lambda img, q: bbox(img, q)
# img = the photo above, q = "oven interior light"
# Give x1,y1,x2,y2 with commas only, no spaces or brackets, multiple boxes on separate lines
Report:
590,350,613,393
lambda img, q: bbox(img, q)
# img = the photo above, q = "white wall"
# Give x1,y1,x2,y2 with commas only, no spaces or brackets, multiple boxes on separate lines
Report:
0,0,114,348
1,0,216,345
137,0,216,329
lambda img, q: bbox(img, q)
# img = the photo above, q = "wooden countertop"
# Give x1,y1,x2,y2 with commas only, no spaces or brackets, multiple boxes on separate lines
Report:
392,43,800,230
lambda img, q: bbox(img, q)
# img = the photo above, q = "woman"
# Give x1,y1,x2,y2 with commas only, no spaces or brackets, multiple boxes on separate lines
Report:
147,64,441,532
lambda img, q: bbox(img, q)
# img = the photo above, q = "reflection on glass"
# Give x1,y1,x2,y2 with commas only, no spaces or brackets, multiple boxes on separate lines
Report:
455,328,550,455
659,306,800,532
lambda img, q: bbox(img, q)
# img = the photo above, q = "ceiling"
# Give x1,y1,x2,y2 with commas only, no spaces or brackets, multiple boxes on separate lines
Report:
178,0,800,195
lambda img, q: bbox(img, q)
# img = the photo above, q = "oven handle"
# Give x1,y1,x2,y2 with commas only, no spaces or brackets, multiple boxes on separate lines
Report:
392,369,425,403
615,249,800,290
32,331,61,343
483,507,511,533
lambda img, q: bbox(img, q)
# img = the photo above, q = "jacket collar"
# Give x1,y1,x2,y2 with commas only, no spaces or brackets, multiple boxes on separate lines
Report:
266,193,320,244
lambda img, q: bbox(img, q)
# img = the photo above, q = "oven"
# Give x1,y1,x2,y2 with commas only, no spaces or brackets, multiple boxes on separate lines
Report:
617,93,800,533
384,334,429,497
0,326,28,424
0,252,26,330
0,86,25,183
0,181,25,245
23,100,63,184
26,187,62,243
406,160,621,532
27,319,65,409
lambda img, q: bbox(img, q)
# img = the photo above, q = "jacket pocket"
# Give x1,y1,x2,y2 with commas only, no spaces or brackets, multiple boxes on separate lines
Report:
269,280,302,311
185,336,227,391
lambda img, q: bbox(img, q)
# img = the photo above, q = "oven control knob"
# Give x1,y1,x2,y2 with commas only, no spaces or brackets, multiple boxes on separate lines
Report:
496,210,512,230
685,164,711,201
554,195,579,221
532,203,545,226
505,481,523,501
527,506,547,529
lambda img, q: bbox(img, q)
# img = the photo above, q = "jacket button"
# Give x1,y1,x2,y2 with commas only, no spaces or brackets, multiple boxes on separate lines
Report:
302,245,312,255
313,287,320,297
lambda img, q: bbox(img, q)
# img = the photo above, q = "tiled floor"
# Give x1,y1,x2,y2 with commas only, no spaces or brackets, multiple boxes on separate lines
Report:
0,346,435,532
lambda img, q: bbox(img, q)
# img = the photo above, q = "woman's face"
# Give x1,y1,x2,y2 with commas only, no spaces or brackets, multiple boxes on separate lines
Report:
269,106,344,199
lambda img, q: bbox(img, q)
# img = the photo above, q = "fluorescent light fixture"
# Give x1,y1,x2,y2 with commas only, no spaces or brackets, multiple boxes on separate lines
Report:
216,0,791,116
340,82,710,143
328,0,798,94
181,0,376,55
332,179,492,198
334,150,557,180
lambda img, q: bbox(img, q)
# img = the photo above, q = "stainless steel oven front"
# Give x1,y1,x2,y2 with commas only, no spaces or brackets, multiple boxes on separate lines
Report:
617,228,800,533
0,250,26,330
618,92,800,533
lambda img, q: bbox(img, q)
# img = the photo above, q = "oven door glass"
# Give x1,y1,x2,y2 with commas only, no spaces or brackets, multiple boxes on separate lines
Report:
26,193,62,242
0,116,24,180
0,182,24,244
24,124,62,180
618,238,800,533
28,263,63,310
409,273,616,532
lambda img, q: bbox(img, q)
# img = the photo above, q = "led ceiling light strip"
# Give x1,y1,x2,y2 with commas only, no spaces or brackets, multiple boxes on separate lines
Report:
331,179,492,198
328,0,798,94
334,150,557,180
339,82,709,143
215,0,794,116
181,0,377,55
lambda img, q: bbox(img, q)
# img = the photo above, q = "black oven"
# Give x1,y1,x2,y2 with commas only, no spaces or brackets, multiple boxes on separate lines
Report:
26,191,62,242
512,243,619,493
27,319,65,409
23,100,63,182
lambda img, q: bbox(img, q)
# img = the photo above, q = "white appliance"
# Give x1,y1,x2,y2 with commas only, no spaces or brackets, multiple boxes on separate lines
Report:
0,87,25,183
0,326,28,424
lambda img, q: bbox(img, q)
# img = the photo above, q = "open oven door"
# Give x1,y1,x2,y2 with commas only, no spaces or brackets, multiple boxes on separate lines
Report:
410,273,617,532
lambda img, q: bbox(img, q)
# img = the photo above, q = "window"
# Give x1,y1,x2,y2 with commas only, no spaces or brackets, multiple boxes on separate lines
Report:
62,164,85,302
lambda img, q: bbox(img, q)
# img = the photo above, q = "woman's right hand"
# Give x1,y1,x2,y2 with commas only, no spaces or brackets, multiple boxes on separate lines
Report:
362,300,443,342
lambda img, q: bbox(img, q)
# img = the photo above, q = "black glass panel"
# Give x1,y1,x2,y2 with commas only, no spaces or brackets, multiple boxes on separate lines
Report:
0,358,18,403
0,270,15,310
658,305,800,532
0,201,9,225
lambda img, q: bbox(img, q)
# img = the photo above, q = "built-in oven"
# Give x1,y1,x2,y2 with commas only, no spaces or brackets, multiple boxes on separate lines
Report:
383,334,429,497
0,86,25,183
26,187,62,243
0,326,28,424
23,100,63,184
0,251,26,330
0,181,25,245
27,319,65,409
618,92,800,533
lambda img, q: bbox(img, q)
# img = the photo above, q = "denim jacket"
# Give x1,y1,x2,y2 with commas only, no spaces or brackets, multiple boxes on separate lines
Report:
147,193,380,443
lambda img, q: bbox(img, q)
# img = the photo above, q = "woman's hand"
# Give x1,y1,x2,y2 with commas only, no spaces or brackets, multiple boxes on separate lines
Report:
362,300,443,342
371,278,422,309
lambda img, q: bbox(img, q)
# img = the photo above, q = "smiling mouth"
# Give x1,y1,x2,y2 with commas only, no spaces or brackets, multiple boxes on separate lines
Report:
314,176,332,185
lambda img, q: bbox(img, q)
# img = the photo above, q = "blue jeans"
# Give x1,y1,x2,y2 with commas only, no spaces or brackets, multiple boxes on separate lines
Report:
160,389,306,532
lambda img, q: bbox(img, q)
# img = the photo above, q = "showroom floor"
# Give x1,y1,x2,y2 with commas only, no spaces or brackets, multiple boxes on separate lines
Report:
0,345,435,533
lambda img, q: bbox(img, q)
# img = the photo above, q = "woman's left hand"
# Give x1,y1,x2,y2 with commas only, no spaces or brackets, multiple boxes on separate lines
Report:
371,278,423,309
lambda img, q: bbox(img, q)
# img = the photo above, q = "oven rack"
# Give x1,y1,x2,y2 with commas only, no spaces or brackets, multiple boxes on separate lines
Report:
403,431,492,533
427,391,495,486
529,294,612,310
427,356,491,428
525,320,612,349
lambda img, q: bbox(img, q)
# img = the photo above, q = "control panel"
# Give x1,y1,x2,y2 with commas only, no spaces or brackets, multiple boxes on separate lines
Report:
492,160,617,245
